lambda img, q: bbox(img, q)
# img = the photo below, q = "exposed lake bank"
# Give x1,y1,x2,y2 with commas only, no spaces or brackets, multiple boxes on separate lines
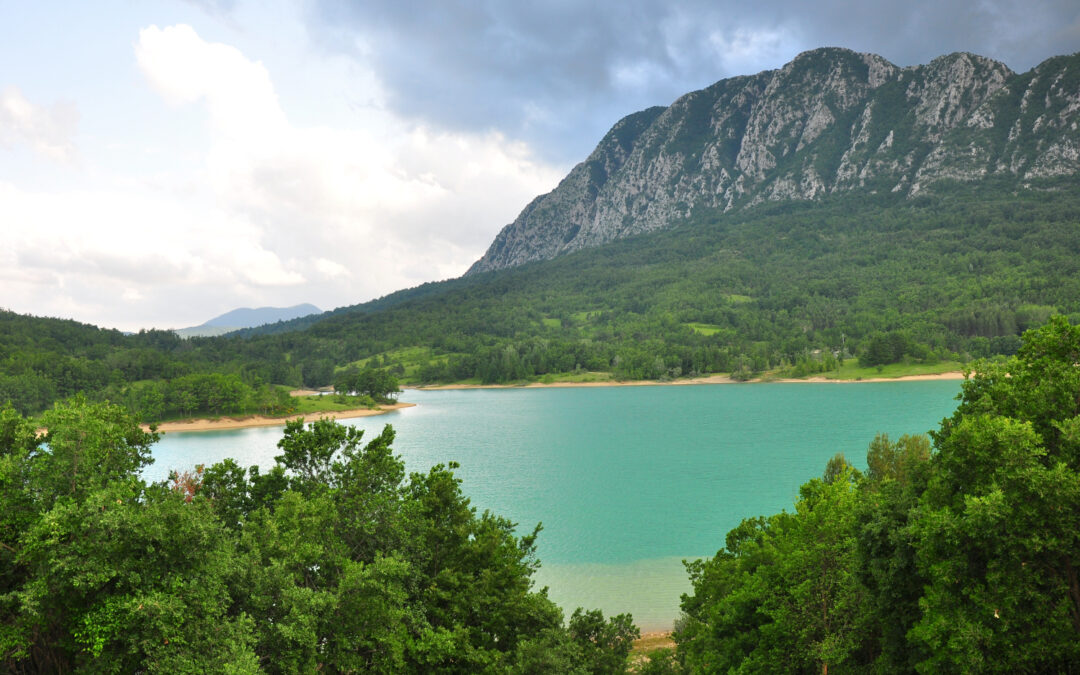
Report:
407,370,965,391
132,371,963,434
147,402,415,433
142,371,965,434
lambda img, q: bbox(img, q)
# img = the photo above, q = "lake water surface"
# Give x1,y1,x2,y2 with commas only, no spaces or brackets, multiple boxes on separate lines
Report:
148,381,961,631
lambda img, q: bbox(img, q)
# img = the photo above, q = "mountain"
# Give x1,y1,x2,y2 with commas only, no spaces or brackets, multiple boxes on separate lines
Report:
8,49,1080,416
175,303,322,338
468,48,1080,274
6,180,1079,414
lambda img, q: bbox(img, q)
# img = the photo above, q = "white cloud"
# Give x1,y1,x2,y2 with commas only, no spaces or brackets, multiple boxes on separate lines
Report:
0,86,79,163
129,24,561,314
315,257,350,279
0,180,301,289
136,24,286,142
0,23,562,331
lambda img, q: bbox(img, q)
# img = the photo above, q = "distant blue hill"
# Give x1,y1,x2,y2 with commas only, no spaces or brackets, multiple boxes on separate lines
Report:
175,304,322,338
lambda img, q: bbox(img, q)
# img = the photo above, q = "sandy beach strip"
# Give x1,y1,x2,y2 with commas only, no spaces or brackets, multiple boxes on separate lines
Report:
146,371,963,431
772,371,966,383
407,371,965,391
409,375,732,390
147,402,416,433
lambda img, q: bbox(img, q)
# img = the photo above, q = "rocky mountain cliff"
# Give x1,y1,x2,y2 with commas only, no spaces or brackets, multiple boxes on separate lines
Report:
468,48,1080,274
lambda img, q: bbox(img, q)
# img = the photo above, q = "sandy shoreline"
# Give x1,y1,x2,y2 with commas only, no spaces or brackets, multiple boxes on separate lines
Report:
774,371,966,383
407,371,965,391
147,402,416,433
147,371,963,432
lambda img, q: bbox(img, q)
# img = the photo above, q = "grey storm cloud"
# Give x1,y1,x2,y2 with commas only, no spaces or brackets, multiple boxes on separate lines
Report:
307,0,1080,161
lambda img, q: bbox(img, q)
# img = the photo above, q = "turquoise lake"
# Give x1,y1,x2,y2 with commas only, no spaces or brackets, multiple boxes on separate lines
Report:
147,381,962,631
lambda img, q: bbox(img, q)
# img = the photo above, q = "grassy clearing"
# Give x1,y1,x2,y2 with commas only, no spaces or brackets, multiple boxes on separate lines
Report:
342,346,433,371
344,347,472,382
823,360,964,381
289,393,377,414
537,371,613,384
541,317,562,328
570,310,604,322
724,294,753,304
684,322,723,336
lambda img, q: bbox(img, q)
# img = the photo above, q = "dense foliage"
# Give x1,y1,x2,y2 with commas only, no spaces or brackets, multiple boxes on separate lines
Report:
3,184,1079,416
0,403,638,673
282,183,1077,382
3,297,1079,671
332,366,401,403
670,317,1080,673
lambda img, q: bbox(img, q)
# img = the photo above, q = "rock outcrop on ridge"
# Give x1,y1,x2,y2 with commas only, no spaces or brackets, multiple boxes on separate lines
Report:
468,48,1080,274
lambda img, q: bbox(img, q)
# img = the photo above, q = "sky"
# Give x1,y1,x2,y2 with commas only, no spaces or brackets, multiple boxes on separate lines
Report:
1,0,1078,331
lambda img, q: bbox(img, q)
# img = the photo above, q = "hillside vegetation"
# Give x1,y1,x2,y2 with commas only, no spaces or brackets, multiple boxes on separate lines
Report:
3,183,1080,417
0,402,638,672
302,182,1078,385
2,312,1078,672
668,316,1080,673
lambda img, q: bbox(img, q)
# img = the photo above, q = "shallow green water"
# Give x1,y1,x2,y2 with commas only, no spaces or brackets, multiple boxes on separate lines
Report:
148,381,961,630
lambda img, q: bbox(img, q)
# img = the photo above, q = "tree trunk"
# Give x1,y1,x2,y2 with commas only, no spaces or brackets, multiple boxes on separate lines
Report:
1066,559,1080,634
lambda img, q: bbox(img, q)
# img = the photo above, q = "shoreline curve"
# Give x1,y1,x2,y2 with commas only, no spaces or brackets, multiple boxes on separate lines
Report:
147,402,416,434
406,371,966,391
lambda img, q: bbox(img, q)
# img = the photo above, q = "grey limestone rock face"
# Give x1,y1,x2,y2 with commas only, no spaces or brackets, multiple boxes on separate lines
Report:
467,48,1080,275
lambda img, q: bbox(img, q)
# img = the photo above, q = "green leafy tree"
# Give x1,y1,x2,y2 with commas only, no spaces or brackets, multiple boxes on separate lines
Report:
678,467,869,673
678,319,1080,672
16,482,260,672
0,403,42,662
567,608,640,674
1,398,258,672
678,516,777,670
911,316,1080,670
2,403,641,673
32,395,158,508
334,366,400,403
763,471,868,673
855,434,933,672
864,433,930,485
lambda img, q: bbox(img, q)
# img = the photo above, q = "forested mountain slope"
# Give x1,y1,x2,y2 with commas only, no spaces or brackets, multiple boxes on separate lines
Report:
299,184,1080,382
4,182,1080,416
4,180,1080,415
469,48,1080,273
5,50,1080,416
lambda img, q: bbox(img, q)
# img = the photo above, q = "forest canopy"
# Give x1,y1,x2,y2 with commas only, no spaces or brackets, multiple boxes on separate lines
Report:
673,316,1080,673
0,402,637,673
3,318,1079,671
